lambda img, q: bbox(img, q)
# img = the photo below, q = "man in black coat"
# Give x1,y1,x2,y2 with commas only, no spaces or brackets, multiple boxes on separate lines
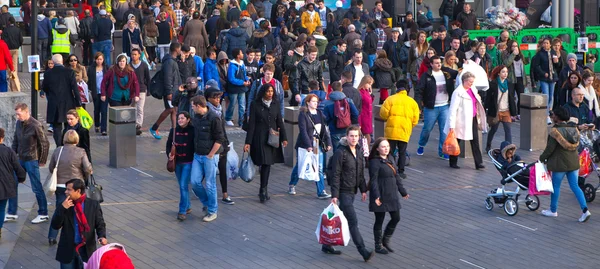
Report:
0,127,26,237
42,54,81,146
323,125,373,261
429,26,451,56
79,10,94,66
52,178,107,267
327,39,347,84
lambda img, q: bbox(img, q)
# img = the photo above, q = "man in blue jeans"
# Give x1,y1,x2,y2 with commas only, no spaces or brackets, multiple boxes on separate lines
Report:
322,81,359,150
91,9,114,66
190,95,226,222
225,48,251,127
416,56,454,159
0,127,26,237
8,103,50,224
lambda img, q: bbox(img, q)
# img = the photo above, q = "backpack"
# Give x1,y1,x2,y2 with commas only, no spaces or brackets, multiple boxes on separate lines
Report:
149,69,164,99
334,98,351,129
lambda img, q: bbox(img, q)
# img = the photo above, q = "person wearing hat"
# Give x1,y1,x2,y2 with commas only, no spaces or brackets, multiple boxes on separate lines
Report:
556,53,584,104
460,31,470,52
91,9,115,66
485,36,500,66
51,23,76,62
430,26,451,56
333,0,347,26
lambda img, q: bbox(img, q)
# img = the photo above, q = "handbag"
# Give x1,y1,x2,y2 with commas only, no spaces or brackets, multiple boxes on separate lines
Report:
487,91,505,126
167,129,176,172
268,128,280,148
86,175,104,203
44,147,63,195
282,71,290,91
127,30,141,52
306,111,328,152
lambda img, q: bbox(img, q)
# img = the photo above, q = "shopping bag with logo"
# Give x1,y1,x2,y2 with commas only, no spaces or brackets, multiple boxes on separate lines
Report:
528,163,551,196
579,148,592,177
442,129,460,156
298,147,318,181
78,81,90,104
226,142,240,180
239,152,255,182
76,107,93,130
315,203,350,246
535,162,554,193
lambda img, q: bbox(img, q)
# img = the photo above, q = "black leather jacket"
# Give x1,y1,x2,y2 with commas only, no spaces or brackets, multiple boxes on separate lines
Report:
330,138,367,198
12,117,50,164
297,58,324,94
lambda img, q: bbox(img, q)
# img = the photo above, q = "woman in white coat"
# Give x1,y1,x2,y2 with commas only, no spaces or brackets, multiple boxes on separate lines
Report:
445,71,488,169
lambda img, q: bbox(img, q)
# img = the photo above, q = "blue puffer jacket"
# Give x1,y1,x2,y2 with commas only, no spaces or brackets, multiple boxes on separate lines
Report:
193,55,205,89
204,58,220,89
222,27,249,59
322,91,359,135
227,59,249,94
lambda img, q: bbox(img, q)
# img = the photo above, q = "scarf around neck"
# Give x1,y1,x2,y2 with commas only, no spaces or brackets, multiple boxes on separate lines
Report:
74,194,90,253
207,102,223,117
497,77,508,93
262,98,272,107
112,66,135,90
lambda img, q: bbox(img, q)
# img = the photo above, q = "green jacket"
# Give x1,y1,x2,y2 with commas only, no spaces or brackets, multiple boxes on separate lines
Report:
539,123,580,172
488,46,499,66
502,52,528,84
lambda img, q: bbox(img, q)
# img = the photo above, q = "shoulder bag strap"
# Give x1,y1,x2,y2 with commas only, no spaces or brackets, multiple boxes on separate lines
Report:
306,111,322,139
55,146,64,169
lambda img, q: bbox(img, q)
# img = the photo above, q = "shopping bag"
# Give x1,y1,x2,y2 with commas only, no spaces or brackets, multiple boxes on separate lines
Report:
528,164,551,196
226,142,240,180
239,152,255,182
76,107,93,130
442,129,460,156
298,148,319,181
535,162,554,193
315,203,350,246
78,81,90,104
44,146,63,196
579,148,592,177
361,137,369,157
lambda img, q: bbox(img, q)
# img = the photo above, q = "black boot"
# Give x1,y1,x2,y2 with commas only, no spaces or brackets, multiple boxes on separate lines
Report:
374,229,389,254
358,247,374,262
264,186,270,200
382,226,396,253
259,188,266,203
321,245,342,255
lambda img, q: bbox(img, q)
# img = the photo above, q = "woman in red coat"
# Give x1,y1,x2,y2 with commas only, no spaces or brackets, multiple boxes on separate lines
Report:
357,75,375,144
417,48,437,79
100,54,140,106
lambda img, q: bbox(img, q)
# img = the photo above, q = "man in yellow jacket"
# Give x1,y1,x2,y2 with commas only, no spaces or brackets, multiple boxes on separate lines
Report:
380,81,420,178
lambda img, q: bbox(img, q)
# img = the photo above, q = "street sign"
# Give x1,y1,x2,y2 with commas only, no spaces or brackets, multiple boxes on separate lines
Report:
578,37,589,53
28,55,40,72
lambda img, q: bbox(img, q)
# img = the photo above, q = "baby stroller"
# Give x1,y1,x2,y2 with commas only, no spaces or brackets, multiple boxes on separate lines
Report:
485,149,540,216
577,130,600,202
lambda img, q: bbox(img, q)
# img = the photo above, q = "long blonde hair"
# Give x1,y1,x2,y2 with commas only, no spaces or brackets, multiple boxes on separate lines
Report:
357,75,374,91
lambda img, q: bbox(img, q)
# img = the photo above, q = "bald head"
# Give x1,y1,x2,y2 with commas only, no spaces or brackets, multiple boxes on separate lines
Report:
572,87,585,105
52,54,63,65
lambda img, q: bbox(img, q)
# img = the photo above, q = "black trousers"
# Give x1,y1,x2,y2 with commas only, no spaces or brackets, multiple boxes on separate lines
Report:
82,38,93,66
514,76,525,114
52,122,68,146
260,164,271,188
373,211,400,232
449,117,483,166
388,140,407,173
218,151,228,193
337,192,366,249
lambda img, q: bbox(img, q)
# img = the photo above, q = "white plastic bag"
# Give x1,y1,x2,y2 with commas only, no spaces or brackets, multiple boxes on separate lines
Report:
77,81,90,104
315,203,350,246
226,142,240,180
535,162,554,193
540,5,552,24
455,60,490,92
298,148,319,181
239,152,256,182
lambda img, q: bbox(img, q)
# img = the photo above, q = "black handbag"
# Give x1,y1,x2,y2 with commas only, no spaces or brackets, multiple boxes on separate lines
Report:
86,175,104,203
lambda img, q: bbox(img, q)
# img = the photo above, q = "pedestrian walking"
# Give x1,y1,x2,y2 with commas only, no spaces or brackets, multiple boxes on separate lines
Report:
0,128,26,238
42,54,82,146
1,16,22,92
540,107,591,222
445,71,487,169
368,137,409,254
533,38,560,124
47,130,93,246
370,50,396,104
156,12,172,61
166,111,195,221
130,48,150,136
79,10,94,66
357,76,375,144
190,95,226,222
88,52,109,136
288,93,331,198
225,48,251,127
52,178,107,267
143,16,159,65
7,103,50,224
244,84,288,202
150,42,182,139
37,12,52,66
323,81,359,150
122,18,144,57
485,65,517,152
51,24,76,63
62,109,91,162
182,11,209,59
324,125,374,262
100,54,140,107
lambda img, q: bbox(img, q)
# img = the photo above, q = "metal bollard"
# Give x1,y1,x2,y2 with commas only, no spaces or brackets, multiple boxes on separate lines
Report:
108,106,137,168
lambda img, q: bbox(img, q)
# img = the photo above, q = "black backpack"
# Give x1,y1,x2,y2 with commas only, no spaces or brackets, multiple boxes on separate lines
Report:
149,69,164,99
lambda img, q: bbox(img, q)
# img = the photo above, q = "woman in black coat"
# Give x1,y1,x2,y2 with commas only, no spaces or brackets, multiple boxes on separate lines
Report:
368,137,409,255
484,65,517,152
62,109,92,162
244,84,288,202
88,52,109,135
370,50,397,104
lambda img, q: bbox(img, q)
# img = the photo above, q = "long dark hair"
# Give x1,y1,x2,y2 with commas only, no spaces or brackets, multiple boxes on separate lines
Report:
255,84,278,102
490,65,508,81
369,137,389,160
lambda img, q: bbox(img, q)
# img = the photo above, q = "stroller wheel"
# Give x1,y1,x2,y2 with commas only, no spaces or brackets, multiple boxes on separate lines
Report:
485,197,493,211
503,198,519,216
525,194,540,211
583,184,596,202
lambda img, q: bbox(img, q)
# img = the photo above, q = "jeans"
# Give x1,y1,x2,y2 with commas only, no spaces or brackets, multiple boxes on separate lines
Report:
191,154,219,214
225,92,246,124
60,249,86,269
331,133,344,151
48,187,67,239
175,163,192,214
418,105,449,156
0,70,6,92
550,170,588,213
8,160,47,215
337,192,365,249
0,199,7,229
38,38,49,67
82,38,92,66
539,81,555,112
486,121,512,150
93,94,108,132
442,15,450,30
289,147,326,195
92,40,112,66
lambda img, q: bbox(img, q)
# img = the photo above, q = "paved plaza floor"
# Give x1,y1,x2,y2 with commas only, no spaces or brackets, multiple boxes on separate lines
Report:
2,74,600,268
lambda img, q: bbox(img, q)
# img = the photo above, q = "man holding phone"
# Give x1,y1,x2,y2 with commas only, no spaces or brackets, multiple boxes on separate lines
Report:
52,179,107,268
563,87,595,130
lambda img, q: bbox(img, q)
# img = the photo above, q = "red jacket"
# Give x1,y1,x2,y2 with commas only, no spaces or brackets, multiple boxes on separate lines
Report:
100,68,140,100
0,40,13,72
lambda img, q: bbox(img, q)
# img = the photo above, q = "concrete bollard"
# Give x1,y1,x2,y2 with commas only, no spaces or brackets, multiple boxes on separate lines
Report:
283,106,300,167
0,92,28,148
373,105,386,139
520,93,548,151
108,106,136,168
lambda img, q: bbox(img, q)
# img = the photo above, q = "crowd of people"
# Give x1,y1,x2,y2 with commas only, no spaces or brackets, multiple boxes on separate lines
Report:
0,0,598,266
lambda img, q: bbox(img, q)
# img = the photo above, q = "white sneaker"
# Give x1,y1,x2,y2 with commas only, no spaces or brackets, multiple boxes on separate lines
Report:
202,213,217,222
225,121,235,126
31,215,49,224
4,214,18,222
579,211,591,223
541,209,558,217
547,116,552,125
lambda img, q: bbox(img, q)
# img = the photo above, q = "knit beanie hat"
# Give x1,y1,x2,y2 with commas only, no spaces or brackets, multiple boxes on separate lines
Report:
567,53,577,62
485,36,496,45
335,0,343,8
